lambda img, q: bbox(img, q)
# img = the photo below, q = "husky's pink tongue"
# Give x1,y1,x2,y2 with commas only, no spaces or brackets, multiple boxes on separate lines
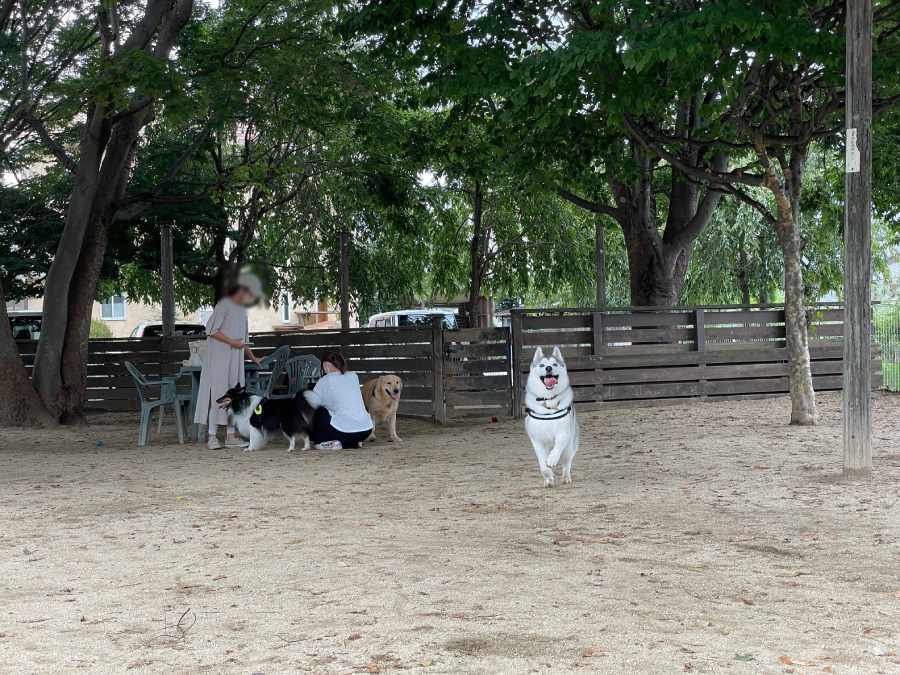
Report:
543,377,558,389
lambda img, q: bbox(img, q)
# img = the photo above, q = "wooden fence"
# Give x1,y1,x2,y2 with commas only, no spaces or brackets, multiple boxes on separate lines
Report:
15,327,438,418
509,304,881,415
13,303,880,422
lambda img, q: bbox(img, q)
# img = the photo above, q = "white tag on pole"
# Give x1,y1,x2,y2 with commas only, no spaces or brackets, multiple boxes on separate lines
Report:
846,128,861,173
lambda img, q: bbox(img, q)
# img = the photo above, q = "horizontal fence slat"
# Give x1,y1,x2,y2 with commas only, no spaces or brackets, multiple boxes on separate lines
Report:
361,372,433,388
603,326,697,343
603,381,702,401
569,366,700,386
706,325,786,340
448,328,508,342
523,315,593,330
350,357,433,372
603,312,695,328
446,389,511,406
704,310,785,324
398,400,434,418
447,342,509,357
706,375,844,397
522,330,592,346
446,374,512,391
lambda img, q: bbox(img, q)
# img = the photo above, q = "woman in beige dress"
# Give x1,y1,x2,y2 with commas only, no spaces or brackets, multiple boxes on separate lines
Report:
194,272,262,449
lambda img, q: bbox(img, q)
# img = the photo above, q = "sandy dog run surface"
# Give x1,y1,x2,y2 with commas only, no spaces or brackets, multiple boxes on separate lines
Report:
1,391,899,673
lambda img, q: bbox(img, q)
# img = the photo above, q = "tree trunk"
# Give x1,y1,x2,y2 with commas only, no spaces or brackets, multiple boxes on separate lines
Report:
340,227,350,330
775,203,817,425
59,217,111,423
56,117,144,421
160,222,175,339
595,217,606,307
757,142,817,425
0,282,55,427
757,231,770,304
467,180,490,327
32,115,105,418
737,239,751,305
28,0,194,422
613,162,722,308
623,229,680,306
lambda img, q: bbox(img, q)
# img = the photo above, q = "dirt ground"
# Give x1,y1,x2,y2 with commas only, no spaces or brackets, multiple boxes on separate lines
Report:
1,392,899,674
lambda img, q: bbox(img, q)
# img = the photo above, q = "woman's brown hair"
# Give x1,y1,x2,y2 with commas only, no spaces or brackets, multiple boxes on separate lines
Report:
321,350,347,374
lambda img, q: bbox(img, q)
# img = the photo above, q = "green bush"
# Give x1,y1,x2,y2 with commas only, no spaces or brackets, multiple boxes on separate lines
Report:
89,319,113,339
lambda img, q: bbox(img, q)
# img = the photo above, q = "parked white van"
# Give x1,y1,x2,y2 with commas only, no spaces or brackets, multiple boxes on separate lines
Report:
367,308,458,329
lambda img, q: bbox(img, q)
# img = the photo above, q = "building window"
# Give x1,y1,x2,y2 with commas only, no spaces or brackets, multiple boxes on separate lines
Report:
197,306,213,325
280,293,292,324
6,299,29,311
100,294,126,320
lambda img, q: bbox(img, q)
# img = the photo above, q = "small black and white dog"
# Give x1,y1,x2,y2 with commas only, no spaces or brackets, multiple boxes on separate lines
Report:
216,384,315,452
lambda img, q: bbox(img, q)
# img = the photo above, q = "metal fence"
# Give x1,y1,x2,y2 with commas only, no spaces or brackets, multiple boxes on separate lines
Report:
874,303,900,391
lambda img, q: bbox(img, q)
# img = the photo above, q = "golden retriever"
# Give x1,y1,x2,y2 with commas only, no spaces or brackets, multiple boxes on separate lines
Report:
363,374,403,443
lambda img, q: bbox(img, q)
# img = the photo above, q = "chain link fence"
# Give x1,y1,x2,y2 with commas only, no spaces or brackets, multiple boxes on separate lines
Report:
874,304,900,392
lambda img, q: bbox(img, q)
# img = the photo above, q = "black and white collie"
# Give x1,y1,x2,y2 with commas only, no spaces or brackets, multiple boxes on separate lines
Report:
216,384,315,452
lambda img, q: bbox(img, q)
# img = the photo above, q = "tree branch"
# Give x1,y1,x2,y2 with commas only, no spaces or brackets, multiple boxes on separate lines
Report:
19,109,76,172
624,114,765,189
721,184,776,225
556,187,620,220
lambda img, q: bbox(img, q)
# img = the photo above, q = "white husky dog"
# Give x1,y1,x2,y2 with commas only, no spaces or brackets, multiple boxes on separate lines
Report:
524,346,579,487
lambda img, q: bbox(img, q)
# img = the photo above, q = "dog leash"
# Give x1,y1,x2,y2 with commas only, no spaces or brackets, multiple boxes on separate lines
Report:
525,405,572,420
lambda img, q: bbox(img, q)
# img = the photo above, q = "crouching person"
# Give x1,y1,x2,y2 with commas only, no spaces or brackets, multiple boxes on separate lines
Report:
304,350,373,449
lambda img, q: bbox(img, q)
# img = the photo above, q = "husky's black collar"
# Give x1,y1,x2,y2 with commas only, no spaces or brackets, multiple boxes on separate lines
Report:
525,405,572,420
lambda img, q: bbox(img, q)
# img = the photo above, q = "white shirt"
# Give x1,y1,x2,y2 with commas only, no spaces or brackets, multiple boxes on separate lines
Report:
307,371,373,433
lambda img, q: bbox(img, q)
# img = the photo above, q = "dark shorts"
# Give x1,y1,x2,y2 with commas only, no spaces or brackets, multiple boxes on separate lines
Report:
311,408,371,449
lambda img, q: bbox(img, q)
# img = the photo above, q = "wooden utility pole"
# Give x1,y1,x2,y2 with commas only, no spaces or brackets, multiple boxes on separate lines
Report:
843,0,873,476
160,222,175,339
339,227,350,330
595,218,606,308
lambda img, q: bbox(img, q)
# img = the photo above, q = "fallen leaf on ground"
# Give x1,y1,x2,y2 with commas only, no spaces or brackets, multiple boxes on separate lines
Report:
779,655,816,666
366,664,379,673
582,646,604,657
738,597,755,606
348,633,361,640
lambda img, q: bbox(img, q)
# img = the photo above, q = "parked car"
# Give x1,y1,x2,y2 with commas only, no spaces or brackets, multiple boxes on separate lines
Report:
367,308,458,329
7,310,42,340
130,322,207,338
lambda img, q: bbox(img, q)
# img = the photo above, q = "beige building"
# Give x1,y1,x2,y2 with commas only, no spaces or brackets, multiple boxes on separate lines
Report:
7,293,352,339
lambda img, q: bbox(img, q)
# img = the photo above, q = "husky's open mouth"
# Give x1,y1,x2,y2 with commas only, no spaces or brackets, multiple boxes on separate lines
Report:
540,373,558,389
